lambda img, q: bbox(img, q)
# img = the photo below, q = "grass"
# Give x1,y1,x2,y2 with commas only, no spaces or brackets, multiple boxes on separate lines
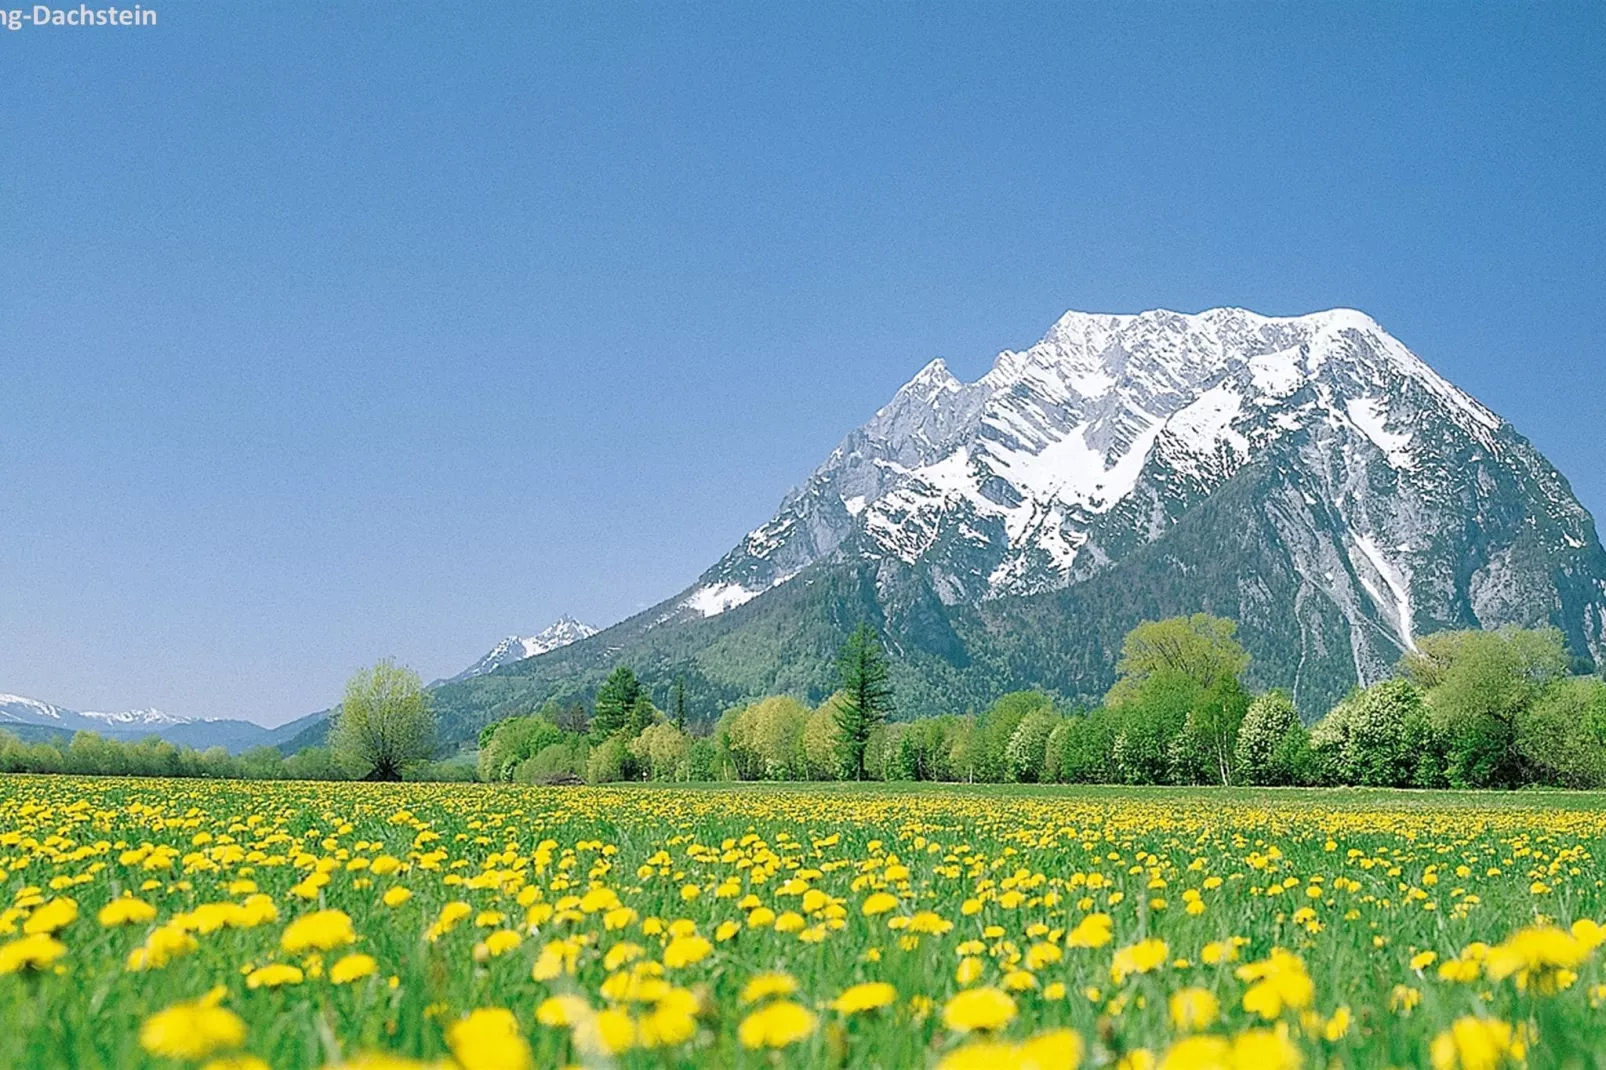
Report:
1,774,1604,1067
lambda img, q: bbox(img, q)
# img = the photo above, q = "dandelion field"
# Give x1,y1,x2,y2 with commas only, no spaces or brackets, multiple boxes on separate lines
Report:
3,778,1606,1068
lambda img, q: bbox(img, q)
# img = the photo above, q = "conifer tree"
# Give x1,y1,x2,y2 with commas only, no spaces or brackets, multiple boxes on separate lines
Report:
591,666,642,737
673,677,687,731
834,622,894,780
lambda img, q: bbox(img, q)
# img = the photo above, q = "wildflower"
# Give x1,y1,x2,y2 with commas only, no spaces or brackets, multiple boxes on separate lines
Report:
1169,987,1219,1031
1430,1016,1526,1070
140,989,246,1060
1485,926,1587,994
939,1029,1083,1070
1067,913,1114,948
740,971,798,1004
127,924,198,970
246,963,304,988
446,1008,531,1070
831,981,897,1013
280,910,356,953
662,934,712,968
1111,938,1169,983
639,999,698,1047
1237,949,1314,1019
382,887,412,908
22,898,77,935
0,933,66,974
942,986,1018,1032
478,930,522,958
97,897,157,927
861,892,898,916
535,994,589,1028
738,1000,815,1049
574,1007,637,1055
1389,985,1421,1014
329,953,378,984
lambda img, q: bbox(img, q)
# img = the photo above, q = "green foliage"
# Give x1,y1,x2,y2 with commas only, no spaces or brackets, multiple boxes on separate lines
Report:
1404,627,1571,788
586,734,630,784
1234,691,1302,786
802,700,841,780
1106,613,1250,707
519,739,589,784
833,623,894,780
1516,676,1606,788
591,666,644,738
328,660,436,781
719,695,811,780
628,721,691,781
1058,711,1118,784
1005,709,1059,783
477,716,563,782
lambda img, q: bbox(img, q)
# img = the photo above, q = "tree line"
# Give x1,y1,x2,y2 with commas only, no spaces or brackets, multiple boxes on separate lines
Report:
479,614,1606,790
7,615,1602,790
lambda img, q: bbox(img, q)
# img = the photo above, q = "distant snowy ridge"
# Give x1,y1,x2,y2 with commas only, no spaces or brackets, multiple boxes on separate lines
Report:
0,692,276,752
448,616,599,682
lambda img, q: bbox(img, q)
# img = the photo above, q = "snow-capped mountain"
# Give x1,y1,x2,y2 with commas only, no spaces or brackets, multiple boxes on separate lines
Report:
667,307,1604,700
449,616,599,681
0,692,274,751
423,305,1606,736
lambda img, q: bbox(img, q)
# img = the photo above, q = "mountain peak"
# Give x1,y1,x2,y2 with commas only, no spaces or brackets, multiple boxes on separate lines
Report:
676,304,1604,703
449,617,600,682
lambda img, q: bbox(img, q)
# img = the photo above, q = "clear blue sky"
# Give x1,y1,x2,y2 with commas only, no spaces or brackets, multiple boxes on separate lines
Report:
3,3,1602,726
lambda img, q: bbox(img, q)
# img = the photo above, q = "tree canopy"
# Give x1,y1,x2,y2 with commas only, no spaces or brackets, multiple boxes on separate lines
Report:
1106,613,1250,706
328,660,435,781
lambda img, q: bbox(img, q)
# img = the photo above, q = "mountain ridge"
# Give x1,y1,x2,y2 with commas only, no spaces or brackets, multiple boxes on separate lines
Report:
285,306,1606,749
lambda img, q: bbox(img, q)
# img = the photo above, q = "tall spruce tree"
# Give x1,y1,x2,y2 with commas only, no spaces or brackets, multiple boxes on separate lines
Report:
673,677,687,731
591,666,642,737
834,622,894,780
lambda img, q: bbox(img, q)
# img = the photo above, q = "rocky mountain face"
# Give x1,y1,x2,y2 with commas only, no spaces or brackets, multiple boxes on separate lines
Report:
420,308,1606,742
446,617,599,682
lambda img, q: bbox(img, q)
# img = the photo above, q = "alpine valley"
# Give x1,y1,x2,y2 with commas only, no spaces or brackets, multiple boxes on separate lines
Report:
337,308,1606,750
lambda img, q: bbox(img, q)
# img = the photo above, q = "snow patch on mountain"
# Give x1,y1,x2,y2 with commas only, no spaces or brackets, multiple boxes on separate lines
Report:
1345,397,1415,470
682,581,763,618
1350,533,1417,650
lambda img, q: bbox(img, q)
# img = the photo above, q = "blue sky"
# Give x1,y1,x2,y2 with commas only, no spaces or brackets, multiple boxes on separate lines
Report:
3,3,1603,726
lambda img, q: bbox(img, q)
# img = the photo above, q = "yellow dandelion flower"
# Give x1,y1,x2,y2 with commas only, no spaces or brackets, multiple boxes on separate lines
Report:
280,909,356,953
445,1008,531,1070
830,981,896,1014
738,999,815,1049
97,896,157,927
942,986,1017,1032
329,953,378,984
140,990,246,1060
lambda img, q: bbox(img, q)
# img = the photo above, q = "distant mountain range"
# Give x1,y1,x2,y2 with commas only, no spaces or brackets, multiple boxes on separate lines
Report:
0,692,289,752
414,307,1605,745
4,617,600,753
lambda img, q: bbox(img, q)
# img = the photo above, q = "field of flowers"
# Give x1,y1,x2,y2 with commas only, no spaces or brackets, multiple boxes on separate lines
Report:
2,777,1606,1069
